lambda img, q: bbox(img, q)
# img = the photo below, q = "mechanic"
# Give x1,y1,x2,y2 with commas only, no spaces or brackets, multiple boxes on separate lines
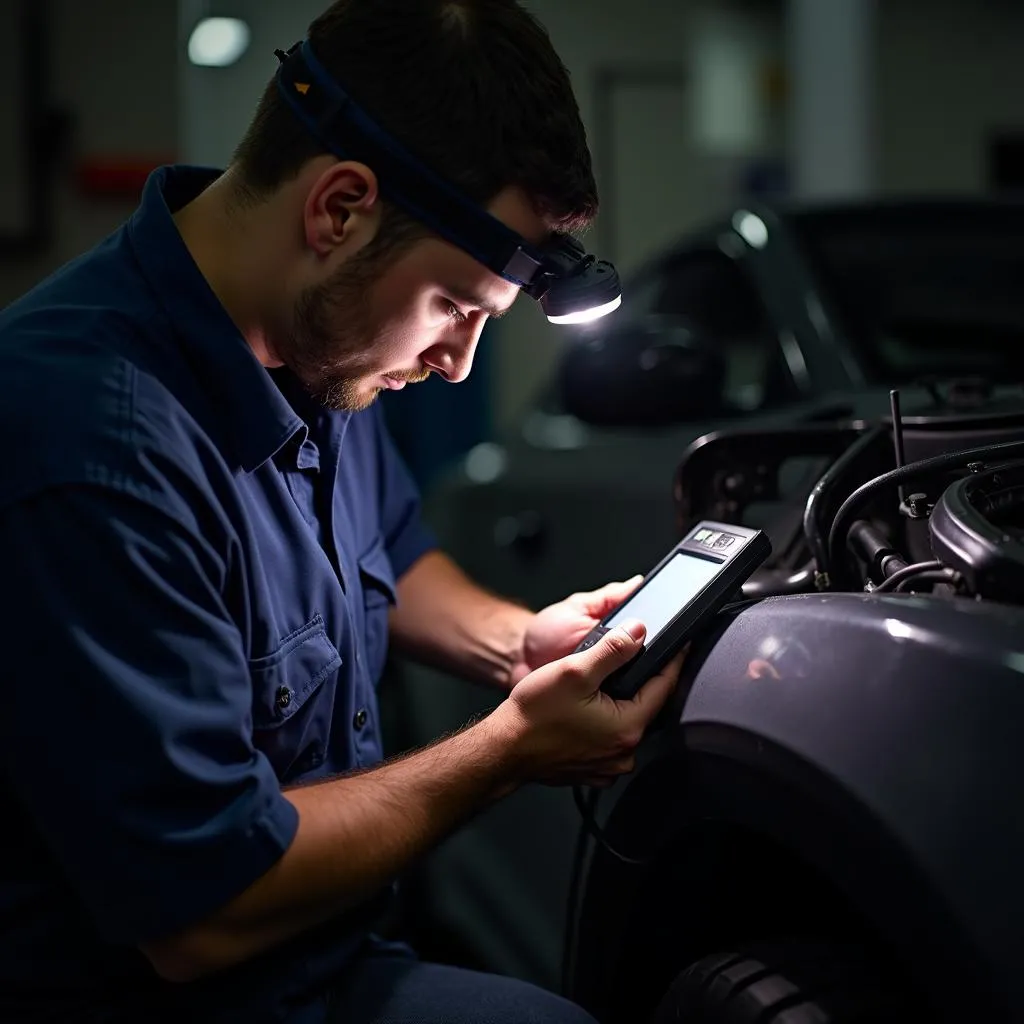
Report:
0,1,682,1022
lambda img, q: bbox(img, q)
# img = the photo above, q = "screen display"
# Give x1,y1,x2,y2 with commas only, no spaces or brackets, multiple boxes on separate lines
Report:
605,552,723,640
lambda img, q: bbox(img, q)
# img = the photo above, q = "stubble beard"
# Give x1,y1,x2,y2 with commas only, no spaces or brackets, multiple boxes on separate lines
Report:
284,261,382,412
275,234,431,412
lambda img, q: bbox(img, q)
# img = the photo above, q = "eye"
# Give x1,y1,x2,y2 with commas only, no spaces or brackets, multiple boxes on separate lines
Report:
445,301,468,326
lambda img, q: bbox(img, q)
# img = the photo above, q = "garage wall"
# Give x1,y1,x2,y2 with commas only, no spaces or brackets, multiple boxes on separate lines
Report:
0,0,178,306
876,0,1024,195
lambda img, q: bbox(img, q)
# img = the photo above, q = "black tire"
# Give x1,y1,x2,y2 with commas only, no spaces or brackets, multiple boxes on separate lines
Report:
648,938,918,1024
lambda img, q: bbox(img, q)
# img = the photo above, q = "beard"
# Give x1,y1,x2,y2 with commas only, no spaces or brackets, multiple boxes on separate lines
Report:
275,249,426,412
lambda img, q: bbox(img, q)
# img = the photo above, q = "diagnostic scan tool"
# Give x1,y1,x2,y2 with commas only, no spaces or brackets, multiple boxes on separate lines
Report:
575,521,771,699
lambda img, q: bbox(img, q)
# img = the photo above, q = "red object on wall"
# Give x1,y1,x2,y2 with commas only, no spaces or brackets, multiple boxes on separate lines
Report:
75,157,175,198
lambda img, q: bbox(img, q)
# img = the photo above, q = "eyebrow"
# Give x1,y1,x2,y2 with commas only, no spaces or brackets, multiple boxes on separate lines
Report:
448,286,511,319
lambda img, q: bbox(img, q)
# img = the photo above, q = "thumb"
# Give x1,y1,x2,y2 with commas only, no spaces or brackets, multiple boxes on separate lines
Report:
578,620,646,681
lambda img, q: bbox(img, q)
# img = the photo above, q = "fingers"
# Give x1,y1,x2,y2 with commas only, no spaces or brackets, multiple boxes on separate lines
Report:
579,752,639,787
556,754,640,788
623,646,688,721
579,575,644,618
605,753,637,775
579,775,617,789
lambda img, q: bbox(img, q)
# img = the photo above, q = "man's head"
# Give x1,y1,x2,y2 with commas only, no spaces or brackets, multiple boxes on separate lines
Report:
225,0,598,411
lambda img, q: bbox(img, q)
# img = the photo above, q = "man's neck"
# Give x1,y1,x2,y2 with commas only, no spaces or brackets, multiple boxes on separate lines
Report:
172,171,286,368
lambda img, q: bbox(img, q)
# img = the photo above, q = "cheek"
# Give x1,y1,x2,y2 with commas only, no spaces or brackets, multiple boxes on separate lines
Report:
378,303,442,355
361,321,426,372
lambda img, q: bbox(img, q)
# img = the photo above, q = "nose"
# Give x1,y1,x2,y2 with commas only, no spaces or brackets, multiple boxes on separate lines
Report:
423,318,486,384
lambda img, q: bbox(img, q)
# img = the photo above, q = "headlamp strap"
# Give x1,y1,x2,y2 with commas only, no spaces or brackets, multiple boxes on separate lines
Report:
275,40,549,288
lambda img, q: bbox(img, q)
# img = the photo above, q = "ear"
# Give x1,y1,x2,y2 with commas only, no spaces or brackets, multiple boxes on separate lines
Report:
302,161,382,257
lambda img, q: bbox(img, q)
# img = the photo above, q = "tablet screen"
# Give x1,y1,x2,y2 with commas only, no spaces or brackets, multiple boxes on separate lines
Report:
605,552,722,640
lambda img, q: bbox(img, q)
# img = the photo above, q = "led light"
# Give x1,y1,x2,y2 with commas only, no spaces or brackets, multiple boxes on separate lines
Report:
546,295,623,325
733,210,768,249
188,17,251,68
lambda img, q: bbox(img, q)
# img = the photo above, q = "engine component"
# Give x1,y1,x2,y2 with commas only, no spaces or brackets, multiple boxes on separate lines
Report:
929,461,1024,601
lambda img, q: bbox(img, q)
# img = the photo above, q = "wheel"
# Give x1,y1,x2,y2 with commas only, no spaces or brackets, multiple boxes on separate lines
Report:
648,938,919,1023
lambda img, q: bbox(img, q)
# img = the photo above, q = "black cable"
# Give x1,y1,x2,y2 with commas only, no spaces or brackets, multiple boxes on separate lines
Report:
561,786,599,997
563,775,679,995
872,559,947,593
572,785,651,867
562,784,677,999
827,439,1024,588
802,425,887,586
895,569,958,593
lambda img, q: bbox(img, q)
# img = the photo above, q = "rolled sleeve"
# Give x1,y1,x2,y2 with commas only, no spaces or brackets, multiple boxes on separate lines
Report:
0,485,298,944
373,407,437,578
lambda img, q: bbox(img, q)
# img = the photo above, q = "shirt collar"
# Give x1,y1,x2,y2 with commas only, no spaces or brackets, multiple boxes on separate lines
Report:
127,164,306,473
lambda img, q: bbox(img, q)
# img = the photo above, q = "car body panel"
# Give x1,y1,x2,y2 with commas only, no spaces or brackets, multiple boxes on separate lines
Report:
571,591,1024,1021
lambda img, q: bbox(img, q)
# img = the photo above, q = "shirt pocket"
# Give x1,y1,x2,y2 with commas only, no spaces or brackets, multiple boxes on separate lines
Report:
357,536,397,686
249,613,342,781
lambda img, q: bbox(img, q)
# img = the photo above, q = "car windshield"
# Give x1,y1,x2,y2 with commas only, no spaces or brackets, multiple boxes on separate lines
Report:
792,205,1024,383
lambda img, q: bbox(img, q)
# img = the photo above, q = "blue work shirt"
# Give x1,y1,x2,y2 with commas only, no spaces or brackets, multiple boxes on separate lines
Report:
0,166,436,1022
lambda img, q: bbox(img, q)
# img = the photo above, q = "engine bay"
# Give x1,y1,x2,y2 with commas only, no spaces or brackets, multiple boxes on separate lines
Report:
673,378,1024,605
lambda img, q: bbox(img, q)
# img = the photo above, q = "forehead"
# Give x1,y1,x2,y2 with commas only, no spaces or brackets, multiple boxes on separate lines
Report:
404,236,521,311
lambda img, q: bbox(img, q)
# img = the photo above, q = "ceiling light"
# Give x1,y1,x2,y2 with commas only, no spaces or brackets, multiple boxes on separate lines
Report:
188,17,251,68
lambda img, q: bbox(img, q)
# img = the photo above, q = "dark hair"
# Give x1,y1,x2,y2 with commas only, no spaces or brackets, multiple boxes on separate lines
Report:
230,0,597,243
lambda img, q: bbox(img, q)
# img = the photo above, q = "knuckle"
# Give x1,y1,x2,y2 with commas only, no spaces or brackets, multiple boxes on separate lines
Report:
602,631,631,658
560,662,587,687
620,728,643,751
608,736,632,759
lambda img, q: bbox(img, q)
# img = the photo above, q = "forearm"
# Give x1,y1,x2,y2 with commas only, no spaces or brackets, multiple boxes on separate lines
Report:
142,708,523,982
390,550,534,690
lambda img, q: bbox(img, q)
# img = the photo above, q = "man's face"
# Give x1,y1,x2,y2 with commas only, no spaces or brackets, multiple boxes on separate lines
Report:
279,188,545,412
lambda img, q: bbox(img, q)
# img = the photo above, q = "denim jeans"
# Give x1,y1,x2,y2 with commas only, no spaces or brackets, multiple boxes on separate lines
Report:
325,944,598,1024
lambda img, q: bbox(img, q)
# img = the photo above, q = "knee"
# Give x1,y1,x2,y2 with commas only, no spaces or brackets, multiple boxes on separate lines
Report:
490,978,598,1024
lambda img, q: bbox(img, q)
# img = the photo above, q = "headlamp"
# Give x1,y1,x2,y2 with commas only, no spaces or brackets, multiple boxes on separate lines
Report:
273,40,621,325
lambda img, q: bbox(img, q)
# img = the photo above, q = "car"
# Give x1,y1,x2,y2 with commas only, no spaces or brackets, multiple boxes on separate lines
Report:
568,379,1024,1023
379,197,1024,995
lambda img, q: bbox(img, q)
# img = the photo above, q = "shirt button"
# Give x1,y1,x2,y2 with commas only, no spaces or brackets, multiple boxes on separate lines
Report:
275,686,292,710
353,708,369,730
